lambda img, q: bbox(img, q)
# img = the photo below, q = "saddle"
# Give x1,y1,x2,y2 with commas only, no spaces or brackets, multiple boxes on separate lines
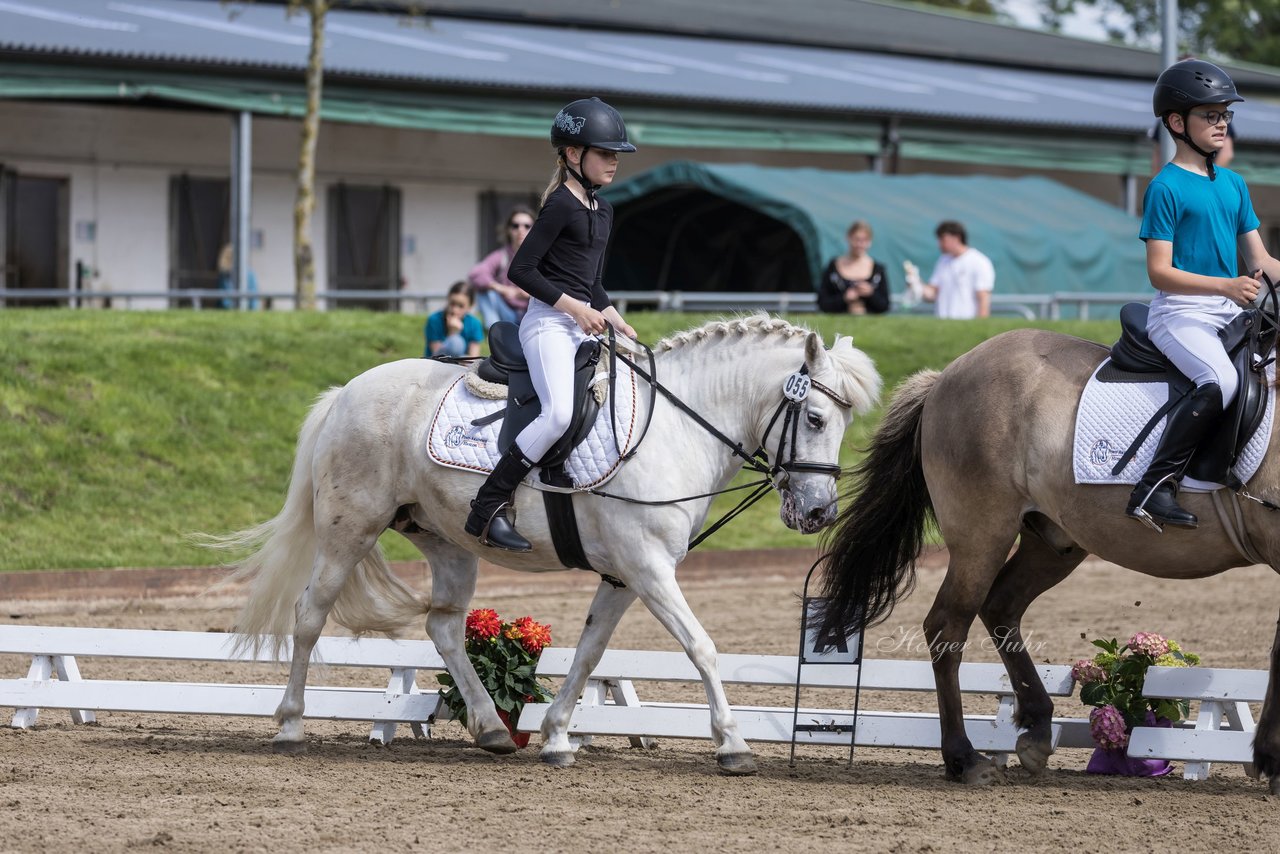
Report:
473,321,603,469
471,320,604,573
1106,302,1275,487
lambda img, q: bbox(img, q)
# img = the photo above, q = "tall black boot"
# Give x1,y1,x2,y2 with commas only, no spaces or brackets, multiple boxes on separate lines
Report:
1126,382,1224,530
465,445,535,551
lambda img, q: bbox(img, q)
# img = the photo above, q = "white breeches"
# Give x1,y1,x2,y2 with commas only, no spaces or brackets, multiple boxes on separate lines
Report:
1147,307,1239,408
515,298,590,463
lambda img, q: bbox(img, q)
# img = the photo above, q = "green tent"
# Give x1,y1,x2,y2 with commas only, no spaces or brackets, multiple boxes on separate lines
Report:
600,161,1147,301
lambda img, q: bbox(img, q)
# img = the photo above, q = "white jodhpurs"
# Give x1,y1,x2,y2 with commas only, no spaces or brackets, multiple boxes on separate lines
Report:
514,298,591,463
1147,305,1240,408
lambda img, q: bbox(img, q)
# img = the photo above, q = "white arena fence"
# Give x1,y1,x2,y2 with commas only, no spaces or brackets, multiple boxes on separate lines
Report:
0,625,1257,779
0,288,1149,320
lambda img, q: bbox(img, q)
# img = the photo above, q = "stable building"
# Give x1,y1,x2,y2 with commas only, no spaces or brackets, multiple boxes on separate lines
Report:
3,0,1280,308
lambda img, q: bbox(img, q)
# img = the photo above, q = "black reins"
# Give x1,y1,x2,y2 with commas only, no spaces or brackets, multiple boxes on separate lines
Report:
592,331,851,549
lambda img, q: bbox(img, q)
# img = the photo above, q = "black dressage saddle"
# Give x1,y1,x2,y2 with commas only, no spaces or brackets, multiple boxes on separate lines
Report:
473,321,603,469
1105,302,1275,487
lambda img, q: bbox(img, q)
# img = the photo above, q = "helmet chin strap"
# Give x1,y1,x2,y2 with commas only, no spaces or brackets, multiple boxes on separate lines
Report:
1164,113,1219,181
565,147,601,240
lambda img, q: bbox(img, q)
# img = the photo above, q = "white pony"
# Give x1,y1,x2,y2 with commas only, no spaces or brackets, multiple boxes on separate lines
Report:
218,315,880,775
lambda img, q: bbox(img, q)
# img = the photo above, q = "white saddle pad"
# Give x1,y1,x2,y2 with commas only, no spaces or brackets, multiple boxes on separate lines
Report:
427,362,639,490
1073,359,1274,490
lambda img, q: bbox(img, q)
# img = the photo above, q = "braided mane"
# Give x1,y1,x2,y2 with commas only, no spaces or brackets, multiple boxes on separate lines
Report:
654,313,811,353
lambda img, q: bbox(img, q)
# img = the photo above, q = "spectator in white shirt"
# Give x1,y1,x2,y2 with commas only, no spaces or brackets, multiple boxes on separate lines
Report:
904,220,995,319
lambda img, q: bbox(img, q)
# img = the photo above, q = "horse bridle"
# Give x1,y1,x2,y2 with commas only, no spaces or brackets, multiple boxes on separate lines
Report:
595,330,852,548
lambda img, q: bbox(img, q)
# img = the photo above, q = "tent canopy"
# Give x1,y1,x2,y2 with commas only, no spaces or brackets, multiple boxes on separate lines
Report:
600,161,1148,299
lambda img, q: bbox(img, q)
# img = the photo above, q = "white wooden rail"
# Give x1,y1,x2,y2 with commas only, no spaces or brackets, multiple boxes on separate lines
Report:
1127,665,1266,780
521,648,1087,762
3,627,1264,778
0,625,447,744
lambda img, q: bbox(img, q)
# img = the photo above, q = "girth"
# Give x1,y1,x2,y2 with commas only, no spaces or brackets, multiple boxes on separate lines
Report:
1107,302,1274,487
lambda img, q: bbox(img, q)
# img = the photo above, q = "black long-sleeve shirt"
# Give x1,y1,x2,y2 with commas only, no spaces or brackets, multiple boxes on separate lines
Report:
508,184,613,310
816,258,891,314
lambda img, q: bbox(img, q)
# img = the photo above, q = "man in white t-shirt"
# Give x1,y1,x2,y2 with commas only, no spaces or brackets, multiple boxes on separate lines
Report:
905,221,995,319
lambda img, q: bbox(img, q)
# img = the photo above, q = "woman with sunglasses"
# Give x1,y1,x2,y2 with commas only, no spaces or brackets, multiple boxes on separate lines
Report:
464,97,637,551
1126,60,1280,529
468,207,534,328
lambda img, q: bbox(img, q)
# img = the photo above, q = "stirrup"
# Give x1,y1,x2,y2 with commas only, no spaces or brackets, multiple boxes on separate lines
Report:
1125,504,1164,534
477,503,531,552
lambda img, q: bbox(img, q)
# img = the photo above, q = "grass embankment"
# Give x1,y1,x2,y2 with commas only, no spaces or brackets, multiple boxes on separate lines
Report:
0,310,1120,571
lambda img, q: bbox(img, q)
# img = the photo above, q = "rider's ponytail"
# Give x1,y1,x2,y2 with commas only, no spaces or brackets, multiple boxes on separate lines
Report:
541,150,569,207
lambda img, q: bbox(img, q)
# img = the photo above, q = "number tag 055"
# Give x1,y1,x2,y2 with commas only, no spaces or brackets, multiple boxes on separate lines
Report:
783,372,811,402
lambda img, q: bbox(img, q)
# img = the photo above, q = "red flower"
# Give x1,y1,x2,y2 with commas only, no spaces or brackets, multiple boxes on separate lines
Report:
514,616,552,655
466,608,502,641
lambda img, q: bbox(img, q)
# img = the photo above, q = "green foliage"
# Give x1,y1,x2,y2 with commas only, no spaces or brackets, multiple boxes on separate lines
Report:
1040,0,1280,65
0,309,1120,571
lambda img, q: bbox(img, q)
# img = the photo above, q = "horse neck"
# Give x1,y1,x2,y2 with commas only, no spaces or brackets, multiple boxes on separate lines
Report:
654,343,791,473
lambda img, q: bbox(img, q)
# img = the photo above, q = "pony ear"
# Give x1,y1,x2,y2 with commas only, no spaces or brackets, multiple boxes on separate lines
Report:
804,331,831,374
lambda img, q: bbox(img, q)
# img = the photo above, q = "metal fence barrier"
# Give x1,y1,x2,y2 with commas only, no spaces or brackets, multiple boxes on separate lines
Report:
0,288,1150,319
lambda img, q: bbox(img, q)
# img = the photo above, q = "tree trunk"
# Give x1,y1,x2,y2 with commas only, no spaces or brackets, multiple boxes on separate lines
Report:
294,0,327,311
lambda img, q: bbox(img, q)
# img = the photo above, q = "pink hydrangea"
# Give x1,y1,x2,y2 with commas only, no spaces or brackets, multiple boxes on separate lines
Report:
1072,659,1107,685
1090,705,1129,751
1128,632,1170,659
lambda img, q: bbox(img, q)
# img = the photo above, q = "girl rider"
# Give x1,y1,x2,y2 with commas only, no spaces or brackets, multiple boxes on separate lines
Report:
1128,60,1280,528
464,97,637,551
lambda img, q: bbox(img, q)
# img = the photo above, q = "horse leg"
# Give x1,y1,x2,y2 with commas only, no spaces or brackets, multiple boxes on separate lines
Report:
1252,610,1280,794
540,580,638,768
978,515,1087,775
624,566,756,776
419,539,516,754
924,530,1020,785
273,540,376,753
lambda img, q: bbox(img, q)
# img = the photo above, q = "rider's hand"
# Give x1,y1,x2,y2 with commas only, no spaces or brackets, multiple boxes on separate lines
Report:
612,320,637,340
564,300,607,334
1225,272,1262,306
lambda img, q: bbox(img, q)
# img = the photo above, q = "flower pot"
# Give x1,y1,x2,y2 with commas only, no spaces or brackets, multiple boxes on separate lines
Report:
1086,713,1172,777
497,709,530,749
1085,747,1172,777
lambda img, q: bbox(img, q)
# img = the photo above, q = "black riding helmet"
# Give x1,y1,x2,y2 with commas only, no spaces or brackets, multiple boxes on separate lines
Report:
551,97,637,153
1154,59,1243,180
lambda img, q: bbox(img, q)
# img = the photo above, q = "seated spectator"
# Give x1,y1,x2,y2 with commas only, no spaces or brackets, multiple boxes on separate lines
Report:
425,281,484,358
468,207,533,328
817,220,890,314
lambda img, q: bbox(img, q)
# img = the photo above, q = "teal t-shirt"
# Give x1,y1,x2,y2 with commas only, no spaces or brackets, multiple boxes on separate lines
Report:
1139,163,1259,279
424,310,484,356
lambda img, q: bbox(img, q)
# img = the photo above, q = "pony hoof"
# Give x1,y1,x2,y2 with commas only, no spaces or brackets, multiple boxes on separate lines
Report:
1015,734,1052,775
477,730,519,755
717,753,758,776
271,738,307,756
960,760,1002,786
541,750,576,769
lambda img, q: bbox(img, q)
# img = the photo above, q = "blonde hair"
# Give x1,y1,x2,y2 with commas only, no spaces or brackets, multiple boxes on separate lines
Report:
541,151,570,206
847,220,873,239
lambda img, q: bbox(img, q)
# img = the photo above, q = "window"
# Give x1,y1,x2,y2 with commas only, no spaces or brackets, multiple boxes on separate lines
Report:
169,174,229,308
1,169,69,307
327,183,401,311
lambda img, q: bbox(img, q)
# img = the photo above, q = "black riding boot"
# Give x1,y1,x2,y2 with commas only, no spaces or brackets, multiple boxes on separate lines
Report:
1126,382,1224,530
465,445,535,551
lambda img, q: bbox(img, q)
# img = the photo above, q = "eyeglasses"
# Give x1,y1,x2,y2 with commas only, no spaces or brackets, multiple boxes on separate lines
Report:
1190,109,1234,126
508,222,533,231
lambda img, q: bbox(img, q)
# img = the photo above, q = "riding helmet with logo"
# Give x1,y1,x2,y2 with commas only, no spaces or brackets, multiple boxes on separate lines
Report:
551,97,637,152
1153,59,1243,117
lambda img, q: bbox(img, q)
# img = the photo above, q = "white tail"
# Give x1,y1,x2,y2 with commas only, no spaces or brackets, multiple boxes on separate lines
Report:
205,388,428,658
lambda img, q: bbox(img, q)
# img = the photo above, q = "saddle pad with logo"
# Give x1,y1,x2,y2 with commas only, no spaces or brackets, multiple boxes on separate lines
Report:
1073,359,1274,489
427,362,639,490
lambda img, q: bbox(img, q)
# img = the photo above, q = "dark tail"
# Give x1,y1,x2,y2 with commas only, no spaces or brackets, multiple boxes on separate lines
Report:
817,369,939,634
